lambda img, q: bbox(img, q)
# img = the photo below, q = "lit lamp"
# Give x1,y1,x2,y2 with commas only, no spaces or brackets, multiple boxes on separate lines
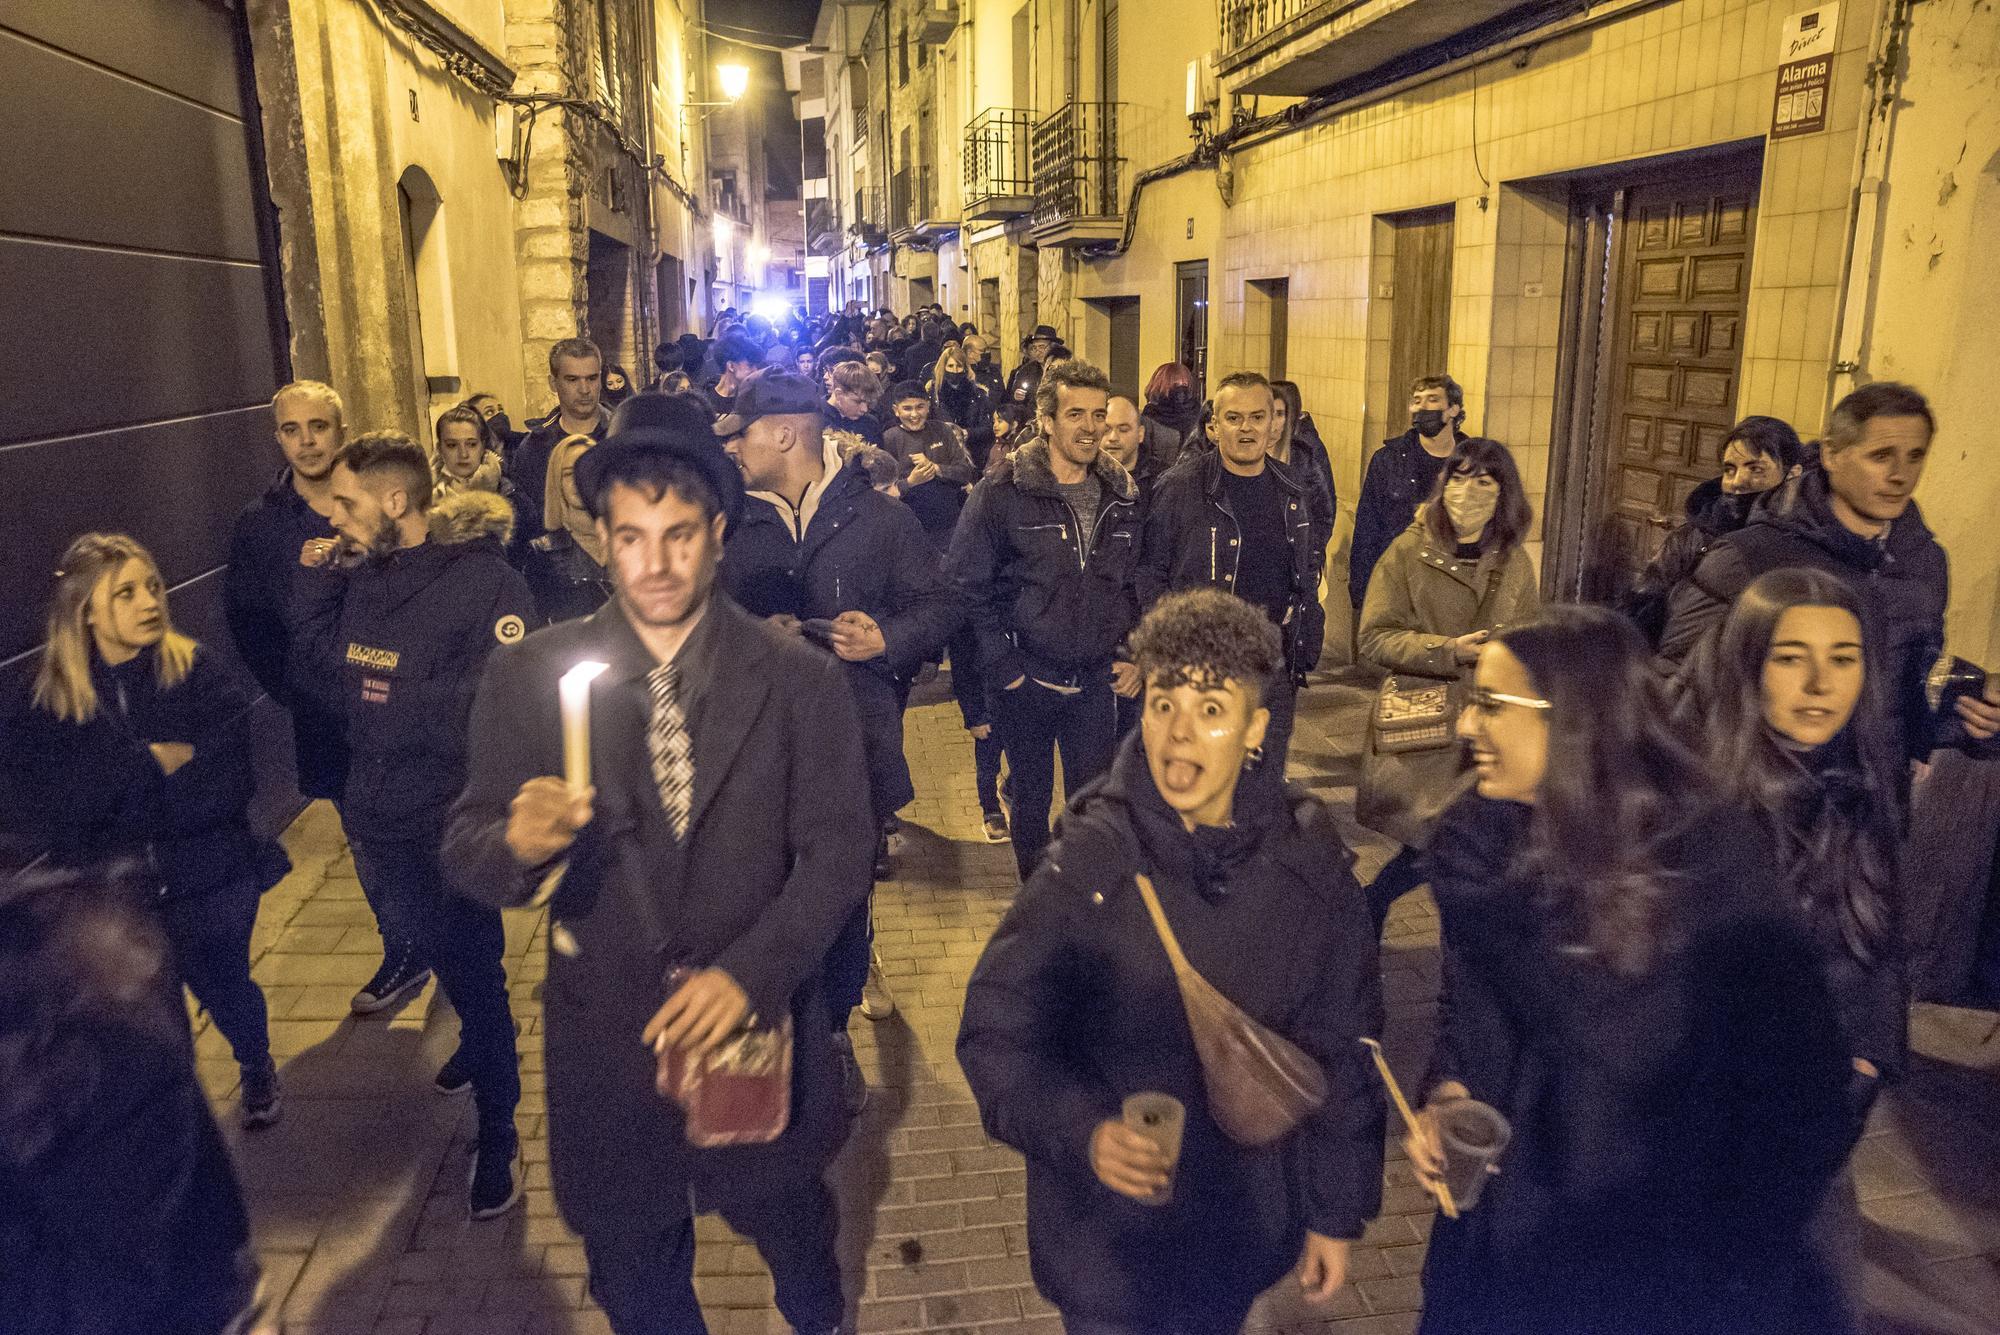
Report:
718,63,750,102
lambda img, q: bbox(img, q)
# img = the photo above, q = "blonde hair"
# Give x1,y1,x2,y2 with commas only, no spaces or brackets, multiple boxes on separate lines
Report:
33,534,196,724
272,379,345,427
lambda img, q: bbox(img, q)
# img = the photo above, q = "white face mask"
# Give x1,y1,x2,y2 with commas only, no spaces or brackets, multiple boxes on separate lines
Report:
1442,476,1499,537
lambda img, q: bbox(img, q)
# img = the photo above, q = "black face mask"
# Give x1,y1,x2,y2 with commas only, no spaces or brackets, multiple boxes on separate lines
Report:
1412,408,1449,438
1710,488,1759,528
486,413,513,441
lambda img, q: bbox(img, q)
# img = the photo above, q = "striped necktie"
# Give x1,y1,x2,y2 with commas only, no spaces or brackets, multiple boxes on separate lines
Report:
645,661,694,839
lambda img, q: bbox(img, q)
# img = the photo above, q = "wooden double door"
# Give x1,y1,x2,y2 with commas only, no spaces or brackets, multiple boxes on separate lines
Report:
1551,149,1762,601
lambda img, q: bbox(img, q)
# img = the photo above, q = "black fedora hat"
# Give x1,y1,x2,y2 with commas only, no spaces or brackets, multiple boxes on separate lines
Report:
1022,324,1059,347
573,392,746,533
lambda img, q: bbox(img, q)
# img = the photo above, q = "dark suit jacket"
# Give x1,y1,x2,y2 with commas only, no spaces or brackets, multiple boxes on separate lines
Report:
442,593,873,1231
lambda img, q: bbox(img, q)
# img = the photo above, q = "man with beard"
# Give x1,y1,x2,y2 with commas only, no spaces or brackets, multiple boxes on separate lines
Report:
949,360,1142,880
1619,416,1802,642
443,397,871,1335
288,433,533,1219
227,382,415,1007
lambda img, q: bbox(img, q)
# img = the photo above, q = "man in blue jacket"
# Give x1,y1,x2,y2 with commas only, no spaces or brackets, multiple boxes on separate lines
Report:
289,432,535,1220
1348,374,1465,612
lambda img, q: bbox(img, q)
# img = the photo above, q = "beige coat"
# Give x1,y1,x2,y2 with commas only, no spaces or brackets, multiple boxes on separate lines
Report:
1355,520,1541,845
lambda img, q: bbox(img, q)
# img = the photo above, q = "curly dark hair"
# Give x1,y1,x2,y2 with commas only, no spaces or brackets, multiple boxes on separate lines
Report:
1127,588,1284,703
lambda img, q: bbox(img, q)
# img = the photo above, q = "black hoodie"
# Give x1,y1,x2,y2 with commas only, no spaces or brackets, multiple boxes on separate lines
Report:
1660,467,1951,763
286,492,535,842
958,734,1384,1324
1620,475,1759,644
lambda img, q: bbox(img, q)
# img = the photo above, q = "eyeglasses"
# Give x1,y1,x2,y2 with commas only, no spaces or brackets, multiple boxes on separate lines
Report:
1468,687,1551,713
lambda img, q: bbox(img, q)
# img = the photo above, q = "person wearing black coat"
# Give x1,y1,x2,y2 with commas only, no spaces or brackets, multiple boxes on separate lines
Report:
1348,398,1464,611
6,534,282,1130
0,866,273,1335
288,436,535,1217
1659,385,2000,763
960,589,1384,1332
442,422,873,1335
225,384,352,804
1620,416,1803,642
1412,608,1853,1335
948,371,1143,881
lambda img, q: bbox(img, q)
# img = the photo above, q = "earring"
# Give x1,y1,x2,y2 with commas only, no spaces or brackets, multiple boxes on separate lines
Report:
1244,745,1265,768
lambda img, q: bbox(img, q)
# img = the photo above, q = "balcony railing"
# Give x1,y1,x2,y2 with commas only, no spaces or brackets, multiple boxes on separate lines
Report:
963,107,1035,219
1031,101,1123,239
1221,0,1323,53
806,198,843,256
848,184,886,248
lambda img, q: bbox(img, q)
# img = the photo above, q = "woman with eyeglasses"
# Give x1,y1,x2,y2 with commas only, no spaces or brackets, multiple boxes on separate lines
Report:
1406,606,1854,1334
1355,438,1540,933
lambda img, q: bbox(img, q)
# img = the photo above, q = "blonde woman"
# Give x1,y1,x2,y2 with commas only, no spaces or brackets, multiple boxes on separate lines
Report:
3,534,283,1129
432,404,507,499
529,431,610,622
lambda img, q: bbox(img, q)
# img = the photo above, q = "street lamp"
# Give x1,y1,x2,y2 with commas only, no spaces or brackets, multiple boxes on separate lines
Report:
718,63,750,102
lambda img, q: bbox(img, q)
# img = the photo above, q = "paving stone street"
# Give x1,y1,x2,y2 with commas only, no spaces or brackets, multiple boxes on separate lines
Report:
198,674,2000,1335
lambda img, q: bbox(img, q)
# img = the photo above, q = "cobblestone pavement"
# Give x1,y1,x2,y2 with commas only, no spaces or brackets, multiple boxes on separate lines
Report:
201,674,2000,1334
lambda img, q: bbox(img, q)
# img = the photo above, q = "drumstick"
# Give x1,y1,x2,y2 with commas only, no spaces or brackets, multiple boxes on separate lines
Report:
1360,1037,1459,1220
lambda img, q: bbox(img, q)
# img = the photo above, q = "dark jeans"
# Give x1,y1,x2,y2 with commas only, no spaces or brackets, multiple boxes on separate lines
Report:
348,837,520,1139
341,800,425,966
995,675,1117,881
583,1181,843,1335
159,879,270,1072
973,727,1005,815
1367,845,1427,937
827,899,872,1032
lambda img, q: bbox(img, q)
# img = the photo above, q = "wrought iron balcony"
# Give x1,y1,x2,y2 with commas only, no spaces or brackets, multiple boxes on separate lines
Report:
1030,101,1123,246
848,184,887,250
1220,0,1556,97
963,108,1035,221
806,198,843,257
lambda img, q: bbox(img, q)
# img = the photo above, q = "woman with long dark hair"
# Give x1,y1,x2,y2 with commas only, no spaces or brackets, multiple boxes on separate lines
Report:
1409,606,1853,1334
1356,438,1540,929
1141,361,1202,441
2,534,283,1131
960,589,1383,1333
1684,567,1904,1118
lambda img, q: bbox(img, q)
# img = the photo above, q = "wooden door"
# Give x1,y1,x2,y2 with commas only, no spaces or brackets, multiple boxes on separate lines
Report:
1387,207,1454,432
1596,167,1758,589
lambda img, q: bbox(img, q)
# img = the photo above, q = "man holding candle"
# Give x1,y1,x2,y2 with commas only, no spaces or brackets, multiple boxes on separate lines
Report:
286,432,535,1220
443,393,873,1335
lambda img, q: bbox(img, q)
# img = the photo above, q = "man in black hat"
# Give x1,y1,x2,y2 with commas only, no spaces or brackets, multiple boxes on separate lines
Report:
444,392,873,1335
715,375,960,1101
1005,324,1060,413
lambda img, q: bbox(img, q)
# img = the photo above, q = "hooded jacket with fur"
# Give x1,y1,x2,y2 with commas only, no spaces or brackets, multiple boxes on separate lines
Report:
286,491,535,841
947,439,1141,688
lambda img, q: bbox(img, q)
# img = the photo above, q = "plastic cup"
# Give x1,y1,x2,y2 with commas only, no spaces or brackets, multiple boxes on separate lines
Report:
1432,1097,1511,1212
1122,1092,1186,1207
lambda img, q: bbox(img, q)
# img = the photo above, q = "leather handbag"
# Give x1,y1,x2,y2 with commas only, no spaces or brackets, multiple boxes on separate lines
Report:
1133,873,1328,1147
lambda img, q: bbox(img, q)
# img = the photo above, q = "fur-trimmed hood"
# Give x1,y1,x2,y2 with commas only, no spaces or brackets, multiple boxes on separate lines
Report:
428,489,516,546
1008,437,1137,503
433,450,505,498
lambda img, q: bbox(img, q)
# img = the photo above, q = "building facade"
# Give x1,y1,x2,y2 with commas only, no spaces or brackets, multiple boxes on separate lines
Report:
813,0,2000,665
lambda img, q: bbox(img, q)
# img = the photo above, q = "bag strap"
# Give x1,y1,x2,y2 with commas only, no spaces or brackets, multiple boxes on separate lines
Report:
1132,873,1193,977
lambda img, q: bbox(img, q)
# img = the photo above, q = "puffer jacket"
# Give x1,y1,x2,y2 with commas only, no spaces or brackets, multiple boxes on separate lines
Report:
959,734,1383,1324
1659,467,1953,763
1620,476,1758,644
1137,450,1330,674
947,439,1141,689
287,490,536,842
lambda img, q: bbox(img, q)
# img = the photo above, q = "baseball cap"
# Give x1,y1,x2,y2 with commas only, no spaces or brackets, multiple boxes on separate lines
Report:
712,372,826,439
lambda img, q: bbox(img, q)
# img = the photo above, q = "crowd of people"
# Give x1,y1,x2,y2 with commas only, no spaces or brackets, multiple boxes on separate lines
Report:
3,289,1999,1335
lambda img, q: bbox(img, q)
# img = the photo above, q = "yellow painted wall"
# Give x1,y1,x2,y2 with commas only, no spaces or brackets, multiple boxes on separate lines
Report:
1864,0,2000,665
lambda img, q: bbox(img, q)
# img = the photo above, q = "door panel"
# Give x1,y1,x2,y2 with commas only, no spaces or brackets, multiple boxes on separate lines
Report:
1598,165,1759,589
1387,206,1454,433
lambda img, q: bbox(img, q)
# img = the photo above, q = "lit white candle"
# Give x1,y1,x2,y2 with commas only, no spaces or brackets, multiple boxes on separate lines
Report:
559,661,610,795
